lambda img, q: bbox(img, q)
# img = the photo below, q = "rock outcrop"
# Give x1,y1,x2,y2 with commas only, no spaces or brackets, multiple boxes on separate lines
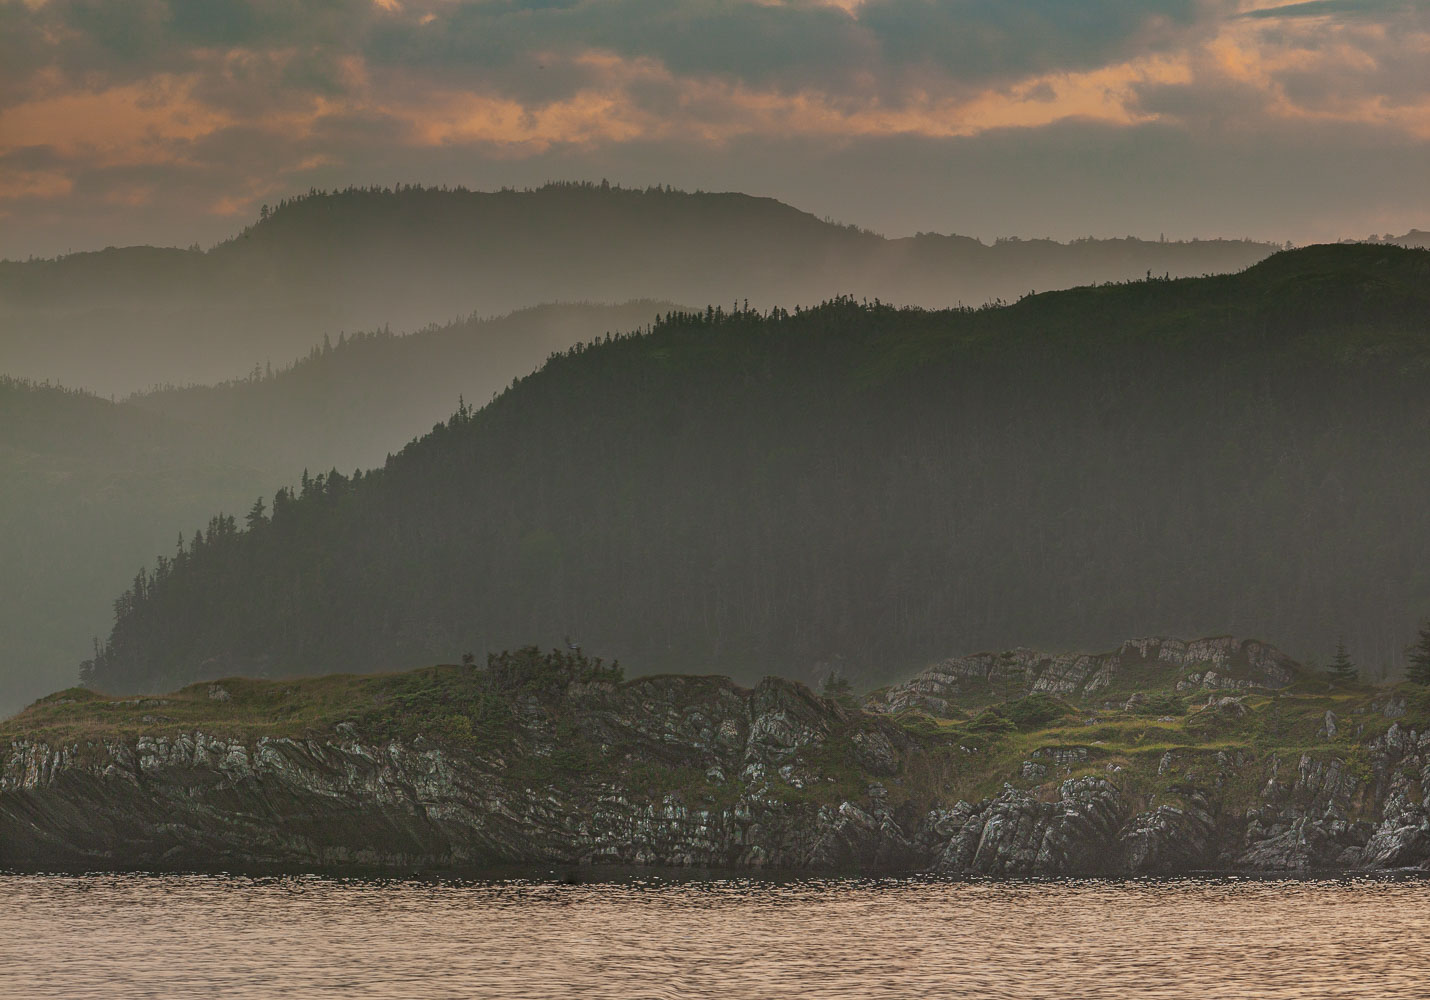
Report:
1,675,934,873
870,636,1301,717
4,670,1430,876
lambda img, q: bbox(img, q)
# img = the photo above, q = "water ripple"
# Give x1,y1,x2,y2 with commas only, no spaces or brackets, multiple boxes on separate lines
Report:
2,873,1428,999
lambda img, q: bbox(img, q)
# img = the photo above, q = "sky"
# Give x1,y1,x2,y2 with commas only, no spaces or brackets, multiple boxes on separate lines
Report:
1,0,1427,259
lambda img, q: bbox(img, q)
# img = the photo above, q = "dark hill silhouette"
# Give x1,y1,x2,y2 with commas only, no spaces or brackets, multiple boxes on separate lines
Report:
0,183,1278,395
81,244,1430,697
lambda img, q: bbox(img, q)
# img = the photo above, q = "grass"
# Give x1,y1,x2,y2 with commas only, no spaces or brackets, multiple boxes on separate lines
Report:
880,679,1430,808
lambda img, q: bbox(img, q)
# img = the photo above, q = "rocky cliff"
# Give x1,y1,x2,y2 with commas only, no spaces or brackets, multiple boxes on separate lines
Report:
869,635,1302,717
3,653,1429,876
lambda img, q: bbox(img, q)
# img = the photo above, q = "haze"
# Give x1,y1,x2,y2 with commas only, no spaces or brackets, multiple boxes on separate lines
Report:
0,0,1427,720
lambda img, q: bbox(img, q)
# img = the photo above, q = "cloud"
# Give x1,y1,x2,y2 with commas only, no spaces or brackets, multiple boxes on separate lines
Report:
1240,0,1428,20
0,0,1426,255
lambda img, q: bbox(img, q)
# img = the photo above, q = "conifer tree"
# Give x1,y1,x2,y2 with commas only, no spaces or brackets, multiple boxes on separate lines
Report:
999,651,1026,702
244,497,267,530
1328,637,1358,685
1408,620,1430,685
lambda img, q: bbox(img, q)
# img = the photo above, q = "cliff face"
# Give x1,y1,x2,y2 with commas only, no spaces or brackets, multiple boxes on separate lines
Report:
0,675,930,872
4,670,1430,875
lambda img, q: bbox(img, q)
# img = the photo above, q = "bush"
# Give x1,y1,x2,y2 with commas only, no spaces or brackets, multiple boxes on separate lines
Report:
1131,693,1187,717
433,712,475,746
966,709,1017,734
487,646,623,693
1002,693,1072,731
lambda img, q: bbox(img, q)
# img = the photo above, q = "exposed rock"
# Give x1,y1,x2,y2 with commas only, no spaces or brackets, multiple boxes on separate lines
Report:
6,670,1430,877
935,778,1124,875
1237,753,1371,869
207,684,231,702
1204,695,1248,717
1317,710,1338,742
870,635,1299,716
1371,695,1408,720
1120,794,1218,874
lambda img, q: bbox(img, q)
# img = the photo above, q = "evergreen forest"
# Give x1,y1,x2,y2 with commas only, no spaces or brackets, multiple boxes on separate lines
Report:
81,244,1430,696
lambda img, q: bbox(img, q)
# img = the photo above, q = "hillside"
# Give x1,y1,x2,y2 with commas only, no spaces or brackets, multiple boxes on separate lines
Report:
0,378,262,714
0,183,1278,395
79,244,1430,696
0,303,664,716
6,652,1430,874
126,301,677,473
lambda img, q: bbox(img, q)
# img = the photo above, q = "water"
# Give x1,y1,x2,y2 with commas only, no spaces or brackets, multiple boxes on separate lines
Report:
2,873,1428,999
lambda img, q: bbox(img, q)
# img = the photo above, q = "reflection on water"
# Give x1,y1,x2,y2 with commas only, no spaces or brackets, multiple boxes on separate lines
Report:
3,872,1429,999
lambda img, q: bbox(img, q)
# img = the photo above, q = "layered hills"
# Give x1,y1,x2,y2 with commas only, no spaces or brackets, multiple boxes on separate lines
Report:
125,300,676,474
0,377,260,714
79,244,1430,697
0,303,665,715
1,184,1280,395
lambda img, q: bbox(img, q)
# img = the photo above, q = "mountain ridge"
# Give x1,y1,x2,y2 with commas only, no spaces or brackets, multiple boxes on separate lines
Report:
0,302,676,716
78,243,1430,696
1,183,1282,395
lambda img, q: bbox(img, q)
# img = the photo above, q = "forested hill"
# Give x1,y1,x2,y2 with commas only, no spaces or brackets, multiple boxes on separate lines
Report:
126,301,678,474
1,183,1278,396
0,302,663,717
0,378,261,713
83,244,1430,697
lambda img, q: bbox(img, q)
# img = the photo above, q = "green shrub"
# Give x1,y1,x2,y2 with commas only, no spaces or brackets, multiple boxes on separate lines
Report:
1131,693,1187,717
966,709,1017,734
1002,693,1072,731
433,713,475,746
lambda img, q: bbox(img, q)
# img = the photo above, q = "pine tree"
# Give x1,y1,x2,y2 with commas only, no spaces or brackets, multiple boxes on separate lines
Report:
1328,637,1358,684
1409,620,1430,685
244,497,267,530
822,673,855,708
999,651,1027,702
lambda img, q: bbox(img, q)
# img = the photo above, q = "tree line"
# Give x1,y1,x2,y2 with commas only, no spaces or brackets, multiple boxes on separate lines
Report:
81,245,1430,695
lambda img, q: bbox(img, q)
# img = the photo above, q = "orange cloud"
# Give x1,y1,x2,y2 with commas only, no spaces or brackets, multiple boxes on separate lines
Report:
0,76,233,167
0,170,73,202
2,1,1426,226
389,49,1195,152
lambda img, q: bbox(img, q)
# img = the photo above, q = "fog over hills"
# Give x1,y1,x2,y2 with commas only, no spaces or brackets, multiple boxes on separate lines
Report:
80,244,1430,699
0,377,260,714
0,183,1283,396
127,300,679,474
0,303,670,715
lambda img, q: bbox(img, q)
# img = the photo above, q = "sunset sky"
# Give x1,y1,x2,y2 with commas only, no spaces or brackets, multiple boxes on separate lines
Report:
2,0,1427,258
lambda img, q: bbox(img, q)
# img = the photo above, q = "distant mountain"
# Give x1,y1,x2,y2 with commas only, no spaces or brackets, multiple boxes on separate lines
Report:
1385,230,1430,249
0,377,260,714
81,244,1430,697
126,300,678,474
0,302,668,716
0,183,1279,395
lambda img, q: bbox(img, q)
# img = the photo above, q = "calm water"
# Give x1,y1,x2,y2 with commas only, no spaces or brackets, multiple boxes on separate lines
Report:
2,873,1428,999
